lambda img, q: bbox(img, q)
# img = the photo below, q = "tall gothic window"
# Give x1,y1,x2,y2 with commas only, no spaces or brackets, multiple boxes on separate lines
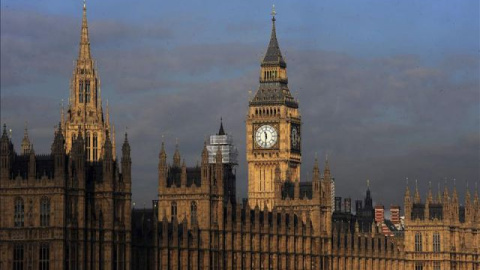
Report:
86,132,91,161
190,201,197,224
79,81,84,103
14,197,24,227
415,263,424,270
171,202,177,218
434,261,441,270
93,133,98,161
433,233,441,253
39,243,50,270
40,197,50,227
13,244,24,270
85,80,91,103
415,233,423,252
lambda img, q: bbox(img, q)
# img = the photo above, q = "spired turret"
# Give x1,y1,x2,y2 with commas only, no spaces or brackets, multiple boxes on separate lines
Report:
63,1,115,161
1,124,12,178
121,132,131,185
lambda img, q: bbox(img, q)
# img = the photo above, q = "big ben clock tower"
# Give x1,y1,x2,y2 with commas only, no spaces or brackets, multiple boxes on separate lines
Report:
247,7,301,209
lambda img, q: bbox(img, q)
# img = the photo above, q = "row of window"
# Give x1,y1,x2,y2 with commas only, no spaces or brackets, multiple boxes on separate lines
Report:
14,243,49,270
14,197,50,227
171,201,197,224
415,262,442,270
78,80,92,103
414,232,441,252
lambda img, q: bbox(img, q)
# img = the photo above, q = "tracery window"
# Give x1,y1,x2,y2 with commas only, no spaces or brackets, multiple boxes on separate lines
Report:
13,244,24,270
40,197,50,227
39,243,50,270
433,233,441,253
434,261,441,270
85,80,91,103
415,233,423,252
86,132,91,161
14,197,24,227
415,262,424,270
93,133,98,161
171,202,177,217
79,81,84,103
190,201,197,224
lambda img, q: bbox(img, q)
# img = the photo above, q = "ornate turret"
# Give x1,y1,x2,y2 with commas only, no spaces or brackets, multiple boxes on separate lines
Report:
21,123,31,155
158,141,167,187
173,142,181,168
121,132,131,184
102,134,113,179
404,179,412,221
51,123,66,178
414,180,421,203
63,1,115,161
1,124,12,178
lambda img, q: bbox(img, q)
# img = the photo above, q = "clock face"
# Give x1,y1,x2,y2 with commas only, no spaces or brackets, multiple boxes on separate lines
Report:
291,124,301,151
255,125,278,148
291,128,299,147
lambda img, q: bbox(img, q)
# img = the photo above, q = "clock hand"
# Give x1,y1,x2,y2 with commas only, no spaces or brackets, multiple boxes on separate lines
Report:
264,132,267,141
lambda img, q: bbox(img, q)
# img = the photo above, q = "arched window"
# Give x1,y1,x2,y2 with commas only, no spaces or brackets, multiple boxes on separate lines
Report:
79,81,84,103
415,233,423,252
93,133,98,161
13,244,24,270
40,197,50,227
39,243,50,270
190,201,197,224
171,202,177,218
14,197,24,227
86,132,91,161
433,233,441,252
85,80,91,103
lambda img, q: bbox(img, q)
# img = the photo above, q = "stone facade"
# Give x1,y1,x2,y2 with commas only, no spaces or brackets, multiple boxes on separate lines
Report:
0,3,131,270
403,183,480,270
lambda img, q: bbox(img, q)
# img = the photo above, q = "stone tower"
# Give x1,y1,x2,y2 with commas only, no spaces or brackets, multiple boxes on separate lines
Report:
62,1,115,161
246,7,301,209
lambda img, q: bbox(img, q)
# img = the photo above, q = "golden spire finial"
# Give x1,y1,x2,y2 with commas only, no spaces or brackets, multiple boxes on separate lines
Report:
271,4,276,17
367,179,370,188
83,0,86,9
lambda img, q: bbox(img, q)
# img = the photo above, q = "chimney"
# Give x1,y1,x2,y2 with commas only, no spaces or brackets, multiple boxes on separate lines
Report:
374,205,385,223
390,205,401,227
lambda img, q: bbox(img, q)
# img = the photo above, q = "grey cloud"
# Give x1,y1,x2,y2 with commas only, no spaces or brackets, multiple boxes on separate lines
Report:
1,8,478,209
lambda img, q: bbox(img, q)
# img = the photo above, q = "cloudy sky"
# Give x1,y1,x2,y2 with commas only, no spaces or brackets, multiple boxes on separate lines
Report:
1,0,478,209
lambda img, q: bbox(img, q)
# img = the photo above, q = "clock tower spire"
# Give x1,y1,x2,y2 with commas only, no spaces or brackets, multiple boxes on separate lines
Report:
246,7,301,210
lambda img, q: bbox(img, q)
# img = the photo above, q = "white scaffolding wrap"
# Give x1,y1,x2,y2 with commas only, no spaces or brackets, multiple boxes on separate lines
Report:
207,134,238,164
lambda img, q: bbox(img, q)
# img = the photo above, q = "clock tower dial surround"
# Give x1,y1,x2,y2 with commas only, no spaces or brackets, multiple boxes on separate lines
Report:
246,12,301,210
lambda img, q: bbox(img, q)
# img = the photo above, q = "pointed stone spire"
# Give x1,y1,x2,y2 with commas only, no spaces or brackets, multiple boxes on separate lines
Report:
21,122,31,155
252,5,296,108
173,139,181,167
218,117,225,135
405,178,411,199
465,182,471,205
159,136,166,159
443,180,450,204
427,181,433,204
323,154,331,180
122,132,130,159
414,179,421,203
78,0,91,60
436,182,442,203
452,178,458,202
312,156,320,181
262,4,286,67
